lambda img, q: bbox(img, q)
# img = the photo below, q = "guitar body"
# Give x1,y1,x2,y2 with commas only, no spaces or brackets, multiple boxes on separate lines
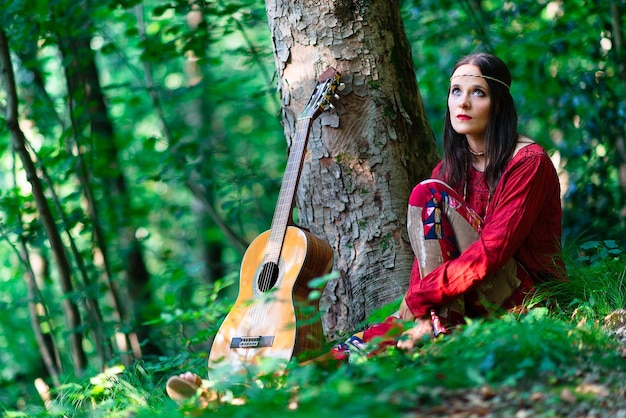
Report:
209,226,333,371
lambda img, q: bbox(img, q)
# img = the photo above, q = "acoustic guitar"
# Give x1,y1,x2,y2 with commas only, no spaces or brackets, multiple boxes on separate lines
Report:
208,68,341,372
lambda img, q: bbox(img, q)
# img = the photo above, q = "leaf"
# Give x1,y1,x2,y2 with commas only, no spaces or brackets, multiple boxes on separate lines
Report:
153,4,172,17
308,271,338,289
580,241,600,250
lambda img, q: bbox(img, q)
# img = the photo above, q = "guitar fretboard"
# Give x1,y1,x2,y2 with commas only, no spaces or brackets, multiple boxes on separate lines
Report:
264,116,313,263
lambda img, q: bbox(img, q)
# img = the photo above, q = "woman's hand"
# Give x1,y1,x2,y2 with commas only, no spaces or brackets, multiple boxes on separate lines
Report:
398,296,416,322
397,318,434,351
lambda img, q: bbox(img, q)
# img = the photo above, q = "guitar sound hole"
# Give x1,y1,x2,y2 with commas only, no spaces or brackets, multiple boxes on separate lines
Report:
258,262,279,292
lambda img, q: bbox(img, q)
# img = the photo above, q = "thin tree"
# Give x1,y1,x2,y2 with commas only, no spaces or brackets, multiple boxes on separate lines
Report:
51,0,159,358
0,28,88,374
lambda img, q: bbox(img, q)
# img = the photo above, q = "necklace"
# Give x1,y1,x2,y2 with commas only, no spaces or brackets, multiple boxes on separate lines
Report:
468,147,485,157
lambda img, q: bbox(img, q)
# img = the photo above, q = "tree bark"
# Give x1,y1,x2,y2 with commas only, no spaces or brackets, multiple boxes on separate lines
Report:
265,0,438,337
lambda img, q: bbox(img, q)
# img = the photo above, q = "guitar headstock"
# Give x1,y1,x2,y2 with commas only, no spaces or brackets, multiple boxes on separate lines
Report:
300,67,342,121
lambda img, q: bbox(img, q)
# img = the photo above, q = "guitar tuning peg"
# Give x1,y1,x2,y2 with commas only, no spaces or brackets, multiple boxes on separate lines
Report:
328,103,335,109
337,83,346,91
334,94,340,99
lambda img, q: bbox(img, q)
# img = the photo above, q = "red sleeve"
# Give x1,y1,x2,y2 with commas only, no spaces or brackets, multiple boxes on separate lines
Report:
404,150,558,317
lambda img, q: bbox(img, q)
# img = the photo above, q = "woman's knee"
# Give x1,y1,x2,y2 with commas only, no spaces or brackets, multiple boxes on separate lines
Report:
409,179,454,207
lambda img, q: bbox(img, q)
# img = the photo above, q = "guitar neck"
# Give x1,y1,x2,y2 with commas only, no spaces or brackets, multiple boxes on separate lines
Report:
262,67,340,265
265,116,313,263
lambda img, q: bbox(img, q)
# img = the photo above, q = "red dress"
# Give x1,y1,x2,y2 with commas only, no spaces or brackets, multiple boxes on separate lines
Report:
404,143,567,318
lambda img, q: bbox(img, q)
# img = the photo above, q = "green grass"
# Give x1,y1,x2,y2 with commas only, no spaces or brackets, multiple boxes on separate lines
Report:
531,239,626,320
10,309,622,417
3,242,625,417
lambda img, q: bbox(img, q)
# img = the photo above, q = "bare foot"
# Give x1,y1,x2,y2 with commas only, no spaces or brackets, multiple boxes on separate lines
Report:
166,372,203,401
179,371,202,385
396,318,433,351
166,371,218,408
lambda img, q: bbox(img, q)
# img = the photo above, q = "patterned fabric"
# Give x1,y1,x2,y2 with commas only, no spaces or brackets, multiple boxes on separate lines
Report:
463,165,491,218
331,315,403,360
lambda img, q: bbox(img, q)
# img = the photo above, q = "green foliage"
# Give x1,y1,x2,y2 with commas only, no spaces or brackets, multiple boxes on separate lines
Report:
402,0,626,245
3,242,625,416
532,240,626,320
1,0,284,394
415,309,620,387
1,0,625,414
0,278,41,380
145,274,238,352
4,307,624,417
577,240,624,265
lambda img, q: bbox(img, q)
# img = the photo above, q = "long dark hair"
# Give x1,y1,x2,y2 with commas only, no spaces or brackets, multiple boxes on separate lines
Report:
439,53,519,193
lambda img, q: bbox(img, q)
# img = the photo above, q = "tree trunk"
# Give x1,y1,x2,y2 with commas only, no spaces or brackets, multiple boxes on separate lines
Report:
184,3,226,284
0,29,88,374
21,249,62,387
52,0,158,358
265,0,438,337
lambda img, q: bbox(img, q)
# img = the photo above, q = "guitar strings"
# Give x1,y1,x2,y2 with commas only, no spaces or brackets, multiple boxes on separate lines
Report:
248,100,317,344
257,120,307,295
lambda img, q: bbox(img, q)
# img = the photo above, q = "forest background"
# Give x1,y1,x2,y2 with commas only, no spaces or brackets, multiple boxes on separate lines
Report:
1,0,625,415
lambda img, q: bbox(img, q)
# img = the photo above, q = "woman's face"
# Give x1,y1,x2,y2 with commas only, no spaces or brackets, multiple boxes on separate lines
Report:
448,64,492,142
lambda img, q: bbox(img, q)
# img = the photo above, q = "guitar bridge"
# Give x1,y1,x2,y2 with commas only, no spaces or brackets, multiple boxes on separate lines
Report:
230,336,275,349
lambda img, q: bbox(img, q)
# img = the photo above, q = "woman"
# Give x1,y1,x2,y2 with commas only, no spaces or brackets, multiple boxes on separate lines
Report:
333,52,567,356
